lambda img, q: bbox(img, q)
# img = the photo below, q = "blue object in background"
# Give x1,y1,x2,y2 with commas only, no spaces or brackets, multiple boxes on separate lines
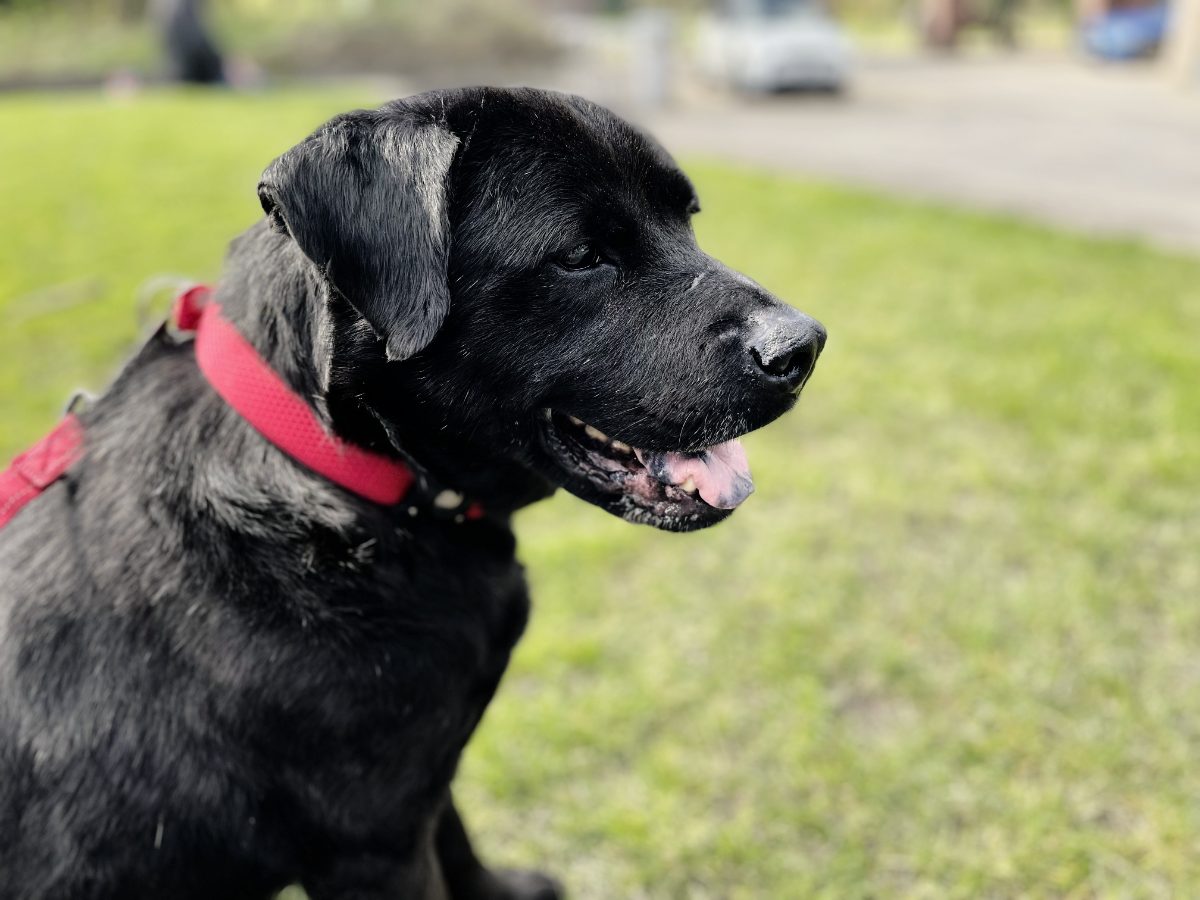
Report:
1081,2,1169,59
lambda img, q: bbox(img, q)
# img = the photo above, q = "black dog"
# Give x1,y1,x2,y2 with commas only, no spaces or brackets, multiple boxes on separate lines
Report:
0,88,825,899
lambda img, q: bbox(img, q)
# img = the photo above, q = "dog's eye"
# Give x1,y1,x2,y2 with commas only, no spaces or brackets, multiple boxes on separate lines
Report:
560,243,601,270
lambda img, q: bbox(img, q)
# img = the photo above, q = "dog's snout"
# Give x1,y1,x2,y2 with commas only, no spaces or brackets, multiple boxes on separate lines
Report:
749,310,827,392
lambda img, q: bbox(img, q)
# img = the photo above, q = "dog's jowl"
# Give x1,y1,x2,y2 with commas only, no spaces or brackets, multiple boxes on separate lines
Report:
0,89,825,899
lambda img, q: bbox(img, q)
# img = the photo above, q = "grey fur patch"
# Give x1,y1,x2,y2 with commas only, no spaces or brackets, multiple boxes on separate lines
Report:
257,104,461,362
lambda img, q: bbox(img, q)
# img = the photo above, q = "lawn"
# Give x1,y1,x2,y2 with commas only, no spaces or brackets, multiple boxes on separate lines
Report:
4,88,1200,900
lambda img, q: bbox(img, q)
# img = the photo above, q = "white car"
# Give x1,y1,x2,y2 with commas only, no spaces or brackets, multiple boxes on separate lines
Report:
697,0,852,93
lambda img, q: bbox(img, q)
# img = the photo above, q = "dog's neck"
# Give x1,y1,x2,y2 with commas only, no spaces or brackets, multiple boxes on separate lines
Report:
214,222,334,423
211,220,554,515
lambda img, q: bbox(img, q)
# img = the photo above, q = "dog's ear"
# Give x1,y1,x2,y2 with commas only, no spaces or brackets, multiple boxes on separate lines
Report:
257,107,460,362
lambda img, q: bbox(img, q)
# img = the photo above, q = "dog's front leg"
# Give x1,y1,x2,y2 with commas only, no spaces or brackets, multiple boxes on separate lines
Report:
304,843,450,900
436,795,562,900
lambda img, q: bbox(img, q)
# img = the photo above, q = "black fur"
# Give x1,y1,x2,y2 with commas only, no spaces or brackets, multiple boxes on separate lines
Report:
0,88,825,899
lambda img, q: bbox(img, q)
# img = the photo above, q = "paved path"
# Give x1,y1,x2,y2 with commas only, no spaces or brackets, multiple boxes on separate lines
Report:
628,55,1200,254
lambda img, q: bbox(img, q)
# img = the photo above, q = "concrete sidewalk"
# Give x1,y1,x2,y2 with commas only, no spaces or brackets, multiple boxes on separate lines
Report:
631,56,1200,254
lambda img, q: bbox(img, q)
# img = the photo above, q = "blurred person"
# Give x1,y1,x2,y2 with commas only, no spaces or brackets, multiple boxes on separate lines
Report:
152,0,224,84
918,0,1018,48
919,0,970,48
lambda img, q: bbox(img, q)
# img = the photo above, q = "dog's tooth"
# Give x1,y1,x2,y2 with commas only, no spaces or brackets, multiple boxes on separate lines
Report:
585,424,608,442
681,475,698,494
611,439,631,453
542,408,553,420
568,415,584,426
433,489,464,510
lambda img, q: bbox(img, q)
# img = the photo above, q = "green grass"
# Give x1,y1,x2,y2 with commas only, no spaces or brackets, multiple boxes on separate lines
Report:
0,87,369,458
4,89,1200,899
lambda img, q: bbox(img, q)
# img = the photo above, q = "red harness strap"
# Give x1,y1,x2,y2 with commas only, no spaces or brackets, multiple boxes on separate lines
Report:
0,414,85,530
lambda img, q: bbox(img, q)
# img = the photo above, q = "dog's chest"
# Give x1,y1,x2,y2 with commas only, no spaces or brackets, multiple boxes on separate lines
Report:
232,522,530,836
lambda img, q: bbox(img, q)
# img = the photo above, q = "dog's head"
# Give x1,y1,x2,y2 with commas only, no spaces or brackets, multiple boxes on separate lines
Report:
256,88,825,532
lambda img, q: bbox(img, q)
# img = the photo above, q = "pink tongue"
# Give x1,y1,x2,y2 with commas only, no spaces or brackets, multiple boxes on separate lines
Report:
634,440,755,509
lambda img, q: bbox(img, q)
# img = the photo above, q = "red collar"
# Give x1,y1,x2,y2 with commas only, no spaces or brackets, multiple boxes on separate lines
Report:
175,285,416,506
176,286,482,518
0,286,480,532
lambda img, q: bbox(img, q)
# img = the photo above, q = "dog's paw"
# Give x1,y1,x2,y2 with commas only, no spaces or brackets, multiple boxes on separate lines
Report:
492,868,563,900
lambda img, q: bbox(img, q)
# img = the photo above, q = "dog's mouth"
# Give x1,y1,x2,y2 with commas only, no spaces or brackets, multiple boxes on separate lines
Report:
539,409,754,529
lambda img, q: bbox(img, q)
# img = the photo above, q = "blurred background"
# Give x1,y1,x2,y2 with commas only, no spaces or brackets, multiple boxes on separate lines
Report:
3,1,1200,898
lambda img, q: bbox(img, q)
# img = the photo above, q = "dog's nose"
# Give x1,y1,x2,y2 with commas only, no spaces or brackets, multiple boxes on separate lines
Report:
748,308,827,392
